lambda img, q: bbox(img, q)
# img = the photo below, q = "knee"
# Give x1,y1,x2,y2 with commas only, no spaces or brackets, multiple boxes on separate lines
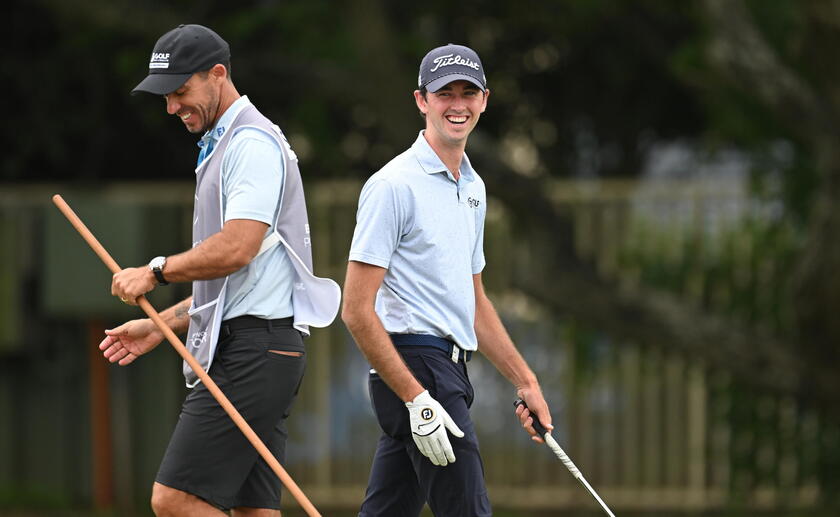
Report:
150,483,178,517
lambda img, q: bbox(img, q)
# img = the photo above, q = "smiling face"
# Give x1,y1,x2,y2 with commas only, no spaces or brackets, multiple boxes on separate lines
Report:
162,65,225,134
414,80,489,150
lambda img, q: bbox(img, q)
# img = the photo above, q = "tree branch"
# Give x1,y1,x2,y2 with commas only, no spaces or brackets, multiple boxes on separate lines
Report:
702,0,838,140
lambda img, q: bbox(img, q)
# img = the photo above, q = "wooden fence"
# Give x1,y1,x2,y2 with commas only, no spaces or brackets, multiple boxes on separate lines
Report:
0,179,828,514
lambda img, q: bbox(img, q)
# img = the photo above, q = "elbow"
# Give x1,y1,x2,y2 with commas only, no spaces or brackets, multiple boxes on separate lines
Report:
341,298,366,332
340,301,356,329
227,246,257,271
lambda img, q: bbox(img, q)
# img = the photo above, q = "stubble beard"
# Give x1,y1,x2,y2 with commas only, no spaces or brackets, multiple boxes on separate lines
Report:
193,87,222,135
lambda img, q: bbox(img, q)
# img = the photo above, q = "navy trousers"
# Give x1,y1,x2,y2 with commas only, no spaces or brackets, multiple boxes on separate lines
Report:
358,345,492,517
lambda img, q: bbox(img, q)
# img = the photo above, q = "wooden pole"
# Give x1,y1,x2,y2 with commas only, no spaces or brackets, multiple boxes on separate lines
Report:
52,194,321,517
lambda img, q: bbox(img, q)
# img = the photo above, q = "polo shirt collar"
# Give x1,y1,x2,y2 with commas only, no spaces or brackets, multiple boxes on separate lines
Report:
411,130,476,183
197,95,253,152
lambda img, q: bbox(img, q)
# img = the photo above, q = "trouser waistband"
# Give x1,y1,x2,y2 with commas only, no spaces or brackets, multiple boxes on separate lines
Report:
389,333,472,362
220,315,294,337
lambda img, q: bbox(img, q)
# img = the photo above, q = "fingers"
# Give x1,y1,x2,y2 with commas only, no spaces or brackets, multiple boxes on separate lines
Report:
99,334,116,350
516,404,549,443
101,340,138,366
443,412,465,438
103,323,131,337
517,389,553,427
101,326,132,364
118,353,137,366
412,429,457,466
440,436,456,465
407,390,464,467
412,435,434,464
413,432,450,466
102,341,129,363
111,267,154,305
520,408,544,443
429,435,447,466
528,396,554,432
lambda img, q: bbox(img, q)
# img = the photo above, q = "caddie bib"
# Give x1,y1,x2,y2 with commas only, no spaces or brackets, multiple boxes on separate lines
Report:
184,102,340,387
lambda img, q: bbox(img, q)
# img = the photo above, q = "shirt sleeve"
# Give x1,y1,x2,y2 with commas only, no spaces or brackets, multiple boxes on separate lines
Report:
472,195,486,274
348,177,405,269
221,128,285,227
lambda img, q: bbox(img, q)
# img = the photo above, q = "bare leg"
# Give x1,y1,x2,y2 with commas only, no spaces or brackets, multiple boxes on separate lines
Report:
151,482,228,517
232,508,281,517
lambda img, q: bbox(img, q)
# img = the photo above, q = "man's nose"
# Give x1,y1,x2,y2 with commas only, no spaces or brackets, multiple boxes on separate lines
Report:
165,96,180,115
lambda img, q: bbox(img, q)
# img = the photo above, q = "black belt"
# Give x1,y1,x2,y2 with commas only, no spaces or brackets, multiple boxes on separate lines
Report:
390,333,472,362
220,315,293,338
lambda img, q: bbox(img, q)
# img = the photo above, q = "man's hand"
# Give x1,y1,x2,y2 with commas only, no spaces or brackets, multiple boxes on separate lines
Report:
99,319,164,366
111,266,157,305
406,390,464,466
515,386,554,444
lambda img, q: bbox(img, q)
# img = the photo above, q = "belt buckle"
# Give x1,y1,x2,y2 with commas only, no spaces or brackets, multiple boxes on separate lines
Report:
451,344,459,363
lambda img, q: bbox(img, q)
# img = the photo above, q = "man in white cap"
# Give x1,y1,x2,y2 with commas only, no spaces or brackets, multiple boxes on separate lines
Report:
342,43,554,516
102,24,339,516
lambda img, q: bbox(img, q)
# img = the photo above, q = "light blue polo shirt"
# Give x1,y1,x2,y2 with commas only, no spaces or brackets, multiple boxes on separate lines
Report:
197,95,294,319
349,131,487,350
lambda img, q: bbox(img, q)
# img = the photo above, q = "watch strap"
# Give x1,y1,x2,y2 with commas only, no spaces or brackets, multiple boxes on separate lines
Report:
152,268,168,286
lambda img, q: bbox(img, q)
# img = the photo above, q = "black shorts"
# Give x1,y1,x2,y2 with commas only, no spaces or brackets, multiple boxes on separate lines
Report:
359,345,492,517
156,317,305,510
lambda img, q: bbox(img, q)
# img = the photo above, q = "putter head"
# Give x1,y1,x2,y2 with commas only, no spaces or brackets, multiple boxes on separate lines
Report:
513,398,549,436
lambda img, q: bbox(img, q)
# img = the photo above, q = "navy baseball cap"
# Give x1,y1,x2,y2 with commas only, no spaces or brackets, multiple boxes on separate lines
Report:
418,43,487,93
132,24,230,95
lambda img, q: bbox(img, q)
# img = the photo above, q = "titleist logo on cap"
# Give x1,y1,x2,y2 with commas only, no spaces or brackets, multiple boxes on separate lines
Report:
430,53,481,73
418,44,486,93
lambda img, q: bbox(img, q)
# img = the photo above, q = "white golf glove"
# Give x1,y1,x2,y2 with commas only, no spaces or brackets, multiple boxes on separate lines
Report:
405,390,464,466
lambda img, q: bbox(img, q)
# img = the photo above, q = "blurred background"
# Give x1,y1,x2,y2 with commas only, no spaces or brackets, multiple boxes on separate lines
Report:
3,0,840,515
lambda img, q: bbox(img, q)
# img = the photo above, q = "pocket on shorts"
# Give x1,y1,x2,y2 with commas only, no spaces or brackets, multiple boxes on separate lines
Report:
264,329,306,362
266,349,305,361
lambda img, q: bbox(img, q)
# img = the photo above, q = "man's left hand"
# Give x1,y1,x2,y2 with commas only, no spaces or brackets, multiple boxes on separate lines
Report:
515,386,553,444
111,267,156,305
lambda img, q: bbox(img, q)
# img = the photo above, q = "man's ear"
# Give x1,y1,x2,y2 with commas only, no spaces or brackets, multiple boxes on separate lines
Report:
413,90,428,114
210,63,227,81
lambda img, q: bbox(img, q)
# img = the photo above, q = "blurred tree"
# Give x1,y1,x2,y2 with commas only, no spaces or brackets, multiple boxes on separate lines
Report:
697,0,840,403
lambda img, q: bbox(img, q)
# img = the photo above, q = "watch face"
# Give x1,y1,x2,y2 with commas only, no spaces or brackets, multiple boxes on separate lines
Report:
150,256,166,270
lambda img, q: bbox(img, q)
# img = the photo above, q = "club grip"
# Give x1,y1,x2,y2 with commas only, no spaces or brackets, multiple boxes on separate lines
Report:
514,398,549,436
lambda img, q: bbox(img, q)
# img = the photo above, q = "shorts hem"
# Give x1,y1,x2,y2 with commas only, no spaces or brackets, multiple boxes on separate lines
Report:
155,476,280,510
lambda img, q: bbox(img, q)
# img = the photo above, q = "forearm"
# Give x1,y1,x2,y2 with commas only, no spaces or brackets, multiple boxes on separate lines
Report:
475,294,539,391
156,297,193,334
344,310,425,402
163,232,254,283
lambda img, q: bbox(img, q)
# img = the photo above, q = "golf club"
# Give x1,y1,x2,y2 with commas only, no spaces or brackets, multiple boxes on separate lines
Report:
53,194,322,517
514,398,616,517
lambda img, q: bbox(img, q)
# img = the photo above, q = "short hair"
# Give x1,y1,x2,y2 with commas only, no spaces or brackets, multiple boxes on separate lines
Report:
417,86,428,119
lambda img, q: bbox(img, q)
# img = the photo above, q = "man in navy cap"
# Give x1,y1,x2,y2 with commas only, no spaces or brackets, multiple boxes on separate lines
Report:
102,24,339,516
342,43,554,516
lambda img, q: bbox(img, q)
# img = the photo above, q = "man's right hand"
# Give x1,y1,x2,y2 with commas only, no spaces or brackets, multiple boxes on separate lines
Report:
99,319,164,366
406,390,464,466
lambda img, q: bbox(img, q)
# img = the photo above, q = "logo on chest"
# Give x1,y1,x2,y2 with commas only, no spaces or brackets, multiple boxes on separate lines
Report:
467,196,481,209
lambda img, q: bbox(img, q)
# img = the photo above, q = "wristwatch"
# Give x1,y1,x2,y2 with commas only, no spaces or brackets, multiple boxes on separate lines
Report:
149,256,169,286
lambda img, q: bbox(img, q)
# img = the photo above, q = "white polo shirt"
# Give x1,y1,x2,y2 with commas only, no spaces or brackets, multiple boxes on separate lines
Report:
349,131,487,351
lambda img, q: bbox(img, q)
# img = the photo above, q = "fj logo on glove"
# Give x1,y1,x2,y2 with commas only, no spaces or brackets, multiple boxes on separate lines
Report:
421,408,434,421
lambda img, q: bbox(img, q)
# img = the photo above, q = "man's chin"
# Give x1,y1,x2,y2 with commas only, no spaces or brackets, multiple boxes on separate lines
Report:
184,123,208,135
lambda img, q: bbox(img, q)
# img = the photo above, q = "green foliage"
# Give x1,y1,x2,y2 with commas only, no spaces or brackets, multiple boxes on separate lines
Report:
620,209,802,334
